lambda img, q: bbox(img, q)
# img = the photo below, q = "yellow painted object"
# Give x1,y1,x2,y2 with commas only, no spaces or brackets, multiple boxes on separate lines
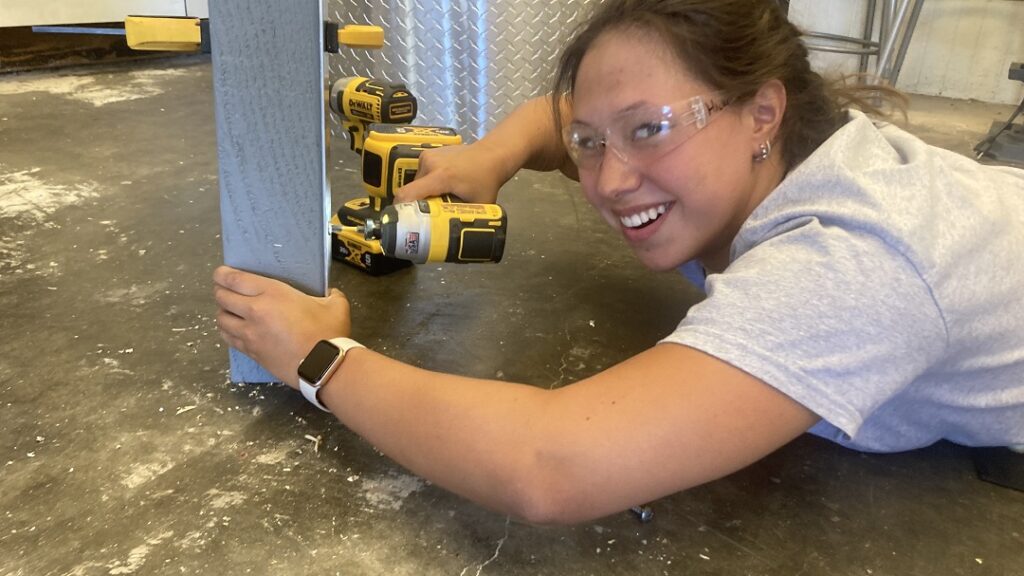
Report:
361,126,462,209
125,16,201,52
338,25,384,48
423,198,506,264
363,124,462,146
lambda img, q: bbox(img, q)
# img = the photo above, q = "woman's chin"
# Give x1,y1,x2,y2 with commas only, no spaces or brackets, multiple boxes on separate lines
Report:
632,247,686,273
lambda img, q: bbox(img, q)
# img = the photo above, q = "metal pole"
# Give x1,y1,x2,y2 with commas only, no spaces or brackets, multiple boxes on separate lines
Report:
876,0,912,84
891,0,925,87
860,0,878,74
210,0,331,382
880,0,893,55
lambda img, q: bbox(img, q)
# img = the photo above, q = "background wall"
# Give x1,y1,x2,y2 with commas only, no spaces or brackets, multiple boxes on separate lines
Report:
327,0,597,140
328,0,1021,141
4,1,1017,134
789,0,1024,105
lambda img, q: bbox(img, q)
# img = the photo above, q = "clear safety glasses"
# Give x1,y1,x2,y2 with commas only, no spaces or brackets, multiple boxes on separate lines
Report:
562,94,729,169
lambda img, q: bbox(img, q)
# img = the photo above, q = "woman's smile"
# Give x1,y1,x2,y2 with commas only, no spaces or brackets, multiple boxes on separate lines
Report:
616,201,675,243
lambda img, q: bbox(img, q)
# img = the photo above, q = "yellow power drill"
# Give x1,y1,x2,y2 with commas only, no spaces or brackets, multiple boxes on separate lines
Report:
329,77,417,154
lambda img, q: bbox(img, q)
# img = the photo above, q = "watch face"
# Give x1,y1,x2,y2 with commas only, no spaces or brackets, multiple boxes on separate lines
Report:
298,340,341,384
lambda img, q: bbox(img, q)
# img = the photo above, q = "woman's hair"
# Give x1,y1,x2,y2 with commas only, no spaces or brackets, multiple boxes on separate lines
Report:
552,0,906,172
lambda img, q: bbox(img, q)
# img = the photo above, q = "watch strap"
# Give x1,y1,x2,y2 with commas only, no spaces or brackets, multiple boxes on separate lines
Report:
299,337,365,412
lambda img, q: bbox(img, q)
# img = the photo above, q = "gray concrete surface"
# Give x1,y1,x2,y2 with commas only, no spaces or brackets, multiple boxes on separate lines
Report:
1,59,1022,575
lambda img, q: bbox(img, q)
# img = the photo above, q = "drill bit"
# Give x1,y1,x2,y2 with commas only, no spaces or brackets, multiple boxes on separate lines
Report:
330,223,364,235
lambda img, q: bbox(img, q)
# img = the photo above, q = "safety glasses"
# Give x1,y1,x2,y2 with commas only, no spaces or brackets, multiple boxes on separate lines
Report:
563,93,729,169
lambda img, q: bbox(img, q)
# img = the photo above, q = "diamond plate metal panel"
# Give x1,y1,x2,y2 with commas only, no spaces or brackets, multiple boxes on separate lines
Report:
328,0,603,141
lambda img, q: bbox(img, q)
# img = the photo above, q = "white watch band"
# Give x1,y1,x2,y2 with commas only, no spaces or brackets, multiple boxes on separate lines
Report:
299,337,365,412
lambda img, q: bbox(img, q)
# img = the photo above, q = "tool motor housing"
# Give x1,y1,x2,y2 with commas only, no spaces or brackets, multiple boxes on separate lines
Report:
331,77,417,124
376,196,507,264
329,77,418,153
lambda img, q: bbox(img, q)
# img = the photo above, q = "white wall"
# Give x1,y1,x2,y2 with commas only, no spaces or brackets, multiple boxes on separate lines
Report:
790,0,1024,104
185,0,208,18
0,1,206,27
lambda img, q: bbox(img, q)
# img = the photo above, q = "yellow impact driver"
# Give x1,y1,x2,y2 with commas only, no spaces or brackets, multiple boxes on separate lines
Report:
334,196,507,265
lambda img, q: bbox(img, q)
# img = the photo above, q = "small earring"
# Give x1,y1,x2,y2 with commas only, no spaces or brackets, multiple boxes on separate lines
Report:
755,140,772,162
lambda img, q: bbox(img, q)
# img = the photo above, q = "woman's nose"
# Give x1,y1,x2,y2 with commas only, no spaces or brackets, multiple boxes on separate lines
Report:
594,146,641,200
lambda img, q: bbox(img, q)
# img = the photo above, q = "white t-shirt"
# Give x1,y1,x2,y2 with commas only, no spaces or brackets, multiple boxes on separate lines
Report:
661,110,1024,452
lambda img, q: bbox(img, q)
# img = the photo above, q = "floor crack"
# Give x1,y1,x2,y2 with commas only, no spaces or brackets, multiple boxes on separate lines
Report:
459,515,511,576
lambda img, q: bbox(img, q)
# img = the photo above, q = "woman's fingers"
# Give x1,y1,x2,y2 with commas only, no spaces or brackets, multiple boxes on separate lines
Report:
394,158,449,202
213,284,253,319
213,265,268,297
215,309,247,352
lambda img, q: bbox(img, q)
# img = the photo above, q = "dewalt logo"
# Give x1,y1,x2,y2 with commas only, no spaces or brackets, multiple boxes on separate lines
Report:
348,98,378,121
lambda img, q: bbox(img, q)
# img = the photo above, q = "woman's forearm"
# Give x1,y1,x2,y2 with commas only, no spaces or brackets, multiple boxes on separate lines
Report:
477,95,578,182
318,348,555,520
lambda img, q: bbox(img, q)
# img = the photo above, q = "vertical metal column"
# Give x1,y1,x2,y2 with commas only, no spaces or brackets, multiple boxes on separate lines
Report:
876,0,913,82
859,0,878,74
210,0,330,382
890,0,926,86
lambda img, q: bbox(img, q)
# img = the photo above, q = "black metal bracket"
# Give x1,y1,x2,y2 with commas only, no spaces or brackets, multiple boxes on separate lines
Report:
324,21,339,54
973,62,1024,167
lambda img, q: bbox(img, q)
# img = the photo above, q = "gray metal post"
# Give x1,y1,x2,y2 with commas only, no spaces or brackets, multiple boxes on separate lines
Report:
876,0,912,84
891,0,925,87
210,0,330,383
859,0,877,74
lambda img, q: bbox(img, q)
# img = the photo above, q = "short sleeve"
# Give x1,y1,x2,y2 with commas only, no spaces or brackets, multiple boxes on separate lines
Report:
660,218,948,441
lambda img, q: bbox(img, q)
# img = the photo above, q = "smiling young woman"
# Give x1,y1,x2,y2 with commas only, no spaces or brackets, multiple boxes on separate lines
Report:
214,0,1024,524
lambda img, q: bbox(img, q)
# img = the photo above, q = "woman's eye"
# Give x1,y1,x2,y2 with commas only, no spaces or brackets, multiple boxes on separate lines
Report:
574,133,601,151
630,120,671,142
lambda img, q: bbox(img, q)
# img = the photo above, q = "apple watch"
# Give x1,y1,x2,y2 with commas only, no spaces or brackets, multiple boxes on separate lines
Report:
297,337,364,412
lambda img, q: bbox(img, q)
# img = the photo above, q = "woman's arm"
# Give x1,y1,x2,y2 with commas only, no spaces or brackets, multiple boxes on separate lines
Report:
327,343,817,525
395,95,579,204
214,266,818,525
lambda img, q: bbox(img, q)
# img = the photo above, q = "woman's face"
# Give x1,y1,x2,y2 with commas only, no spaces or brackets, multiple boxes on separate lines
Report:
570,29,775,272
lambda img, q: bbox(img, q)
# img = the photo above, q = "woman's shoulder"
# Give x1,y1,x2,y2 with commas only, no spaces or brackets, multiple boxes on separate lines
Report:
793,109,1022,187
735,108,1024,292
793,110,927,181
761,109,1021,222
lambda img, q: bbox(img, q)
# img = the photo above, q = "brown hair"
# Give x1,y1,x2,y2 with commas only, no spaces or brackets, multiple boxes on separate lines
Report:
552,0,906,172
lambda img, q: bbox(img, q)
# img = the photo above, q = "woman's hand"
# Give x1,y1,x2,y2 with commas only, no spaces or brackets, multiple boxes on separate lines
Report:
393,141,513,204
213,266,351,388
394,96,580,204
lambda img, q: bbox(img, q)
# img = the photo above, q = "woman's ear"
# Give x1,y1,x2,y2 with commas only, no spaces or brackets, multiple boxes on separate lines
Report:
745,79,786,148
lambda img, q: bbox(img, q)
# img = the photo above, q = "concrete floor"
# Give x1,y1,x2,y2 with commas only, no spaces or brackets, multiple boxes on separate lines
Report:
1,58,1022,576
